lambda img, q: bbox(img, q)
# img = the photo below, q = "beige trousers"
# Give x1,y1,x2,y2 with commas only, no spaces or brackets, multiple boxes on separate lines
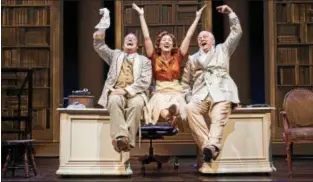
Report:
107,94,144,147
186,97,231,152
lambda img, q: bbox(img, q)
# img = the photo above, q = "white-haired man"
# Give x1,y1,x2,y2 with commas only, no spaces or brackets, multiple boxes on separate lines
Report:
181,4,243,173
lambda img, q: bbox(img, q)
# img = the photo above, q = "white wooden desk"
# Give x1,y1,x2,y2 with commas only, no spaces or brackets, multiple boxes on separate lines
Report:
200,107,277,173
55,107,276,175
55,108,132,176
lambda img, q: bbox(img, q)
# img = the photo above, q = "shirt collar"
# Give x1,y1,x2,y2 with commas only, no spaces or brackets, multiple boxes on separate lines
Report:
199,49,210,56
124,52,137,62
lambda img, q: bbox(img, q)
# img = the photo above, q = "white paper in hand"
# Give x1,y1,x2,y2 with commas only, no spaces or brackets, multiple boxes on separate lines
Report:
95,8,110,32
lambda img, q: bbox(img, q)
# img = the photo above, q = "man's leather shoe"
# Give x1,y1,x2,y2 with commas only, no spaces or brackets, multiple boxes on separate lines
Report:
112,136,130,152
202,145,219,162
116,136,130,151
112,139,121,153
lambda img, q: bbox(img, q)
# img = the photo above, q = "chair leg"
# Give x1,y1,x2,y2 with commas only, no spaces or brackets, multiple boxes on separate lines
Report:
2,149,11,177
139,139,153,175
24,146,29,178
12,148,16,177
140,164,146,175
172,156,179,170
139,138,179,173
286,142,292,178
148,139,153,156
29,146,38,176
139,139,153,165
156,162,162,171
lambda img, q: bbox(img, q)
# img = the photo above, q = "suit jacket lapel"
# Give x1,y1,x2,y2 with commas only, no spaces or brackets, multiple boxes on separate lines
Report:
115,52,125,79
194,51,204,69
133,53,141,81
203,47,216,68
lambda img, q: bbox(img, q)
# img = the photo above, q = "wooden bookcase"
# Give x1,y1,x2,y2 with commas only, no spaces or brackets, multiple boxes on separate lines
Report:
118,0,210,59
268,0,313,141
1,0,62,142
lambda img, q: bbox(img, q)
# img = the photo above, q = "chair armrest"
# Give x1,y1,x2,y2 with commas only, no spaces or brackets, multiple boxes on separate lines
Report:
280,111,291,132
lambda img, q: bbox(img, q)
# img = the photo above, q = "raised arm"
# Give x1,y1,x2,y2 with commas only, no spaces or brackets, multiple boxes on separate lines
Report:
132,3,154,57
93,30,115,65
217,5,243,56
180,5,206,56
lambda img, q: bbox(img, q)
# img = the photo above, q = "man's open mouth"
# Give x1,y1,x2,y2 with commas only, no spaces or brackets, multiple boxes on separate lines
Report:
127,43,133,46
201,42,207,46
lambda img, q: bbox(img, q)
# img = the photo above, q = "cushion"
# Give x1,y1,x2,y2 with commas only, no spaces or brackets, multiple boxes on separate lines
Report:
141,125,178,139
2,139,36,146
288,128,313,140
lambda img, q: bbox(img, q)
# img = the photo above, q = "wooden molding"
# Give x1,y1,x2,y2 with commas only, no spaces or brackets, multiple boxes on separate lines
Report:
51,0,63,142
115,1,122,49
264,0,277,141
204,0,212,31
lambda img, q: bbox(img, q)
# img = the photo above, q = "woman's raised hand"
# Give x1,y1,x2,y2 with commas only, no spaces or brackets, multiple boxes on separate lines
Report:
196,4,207,18
132,3,144,16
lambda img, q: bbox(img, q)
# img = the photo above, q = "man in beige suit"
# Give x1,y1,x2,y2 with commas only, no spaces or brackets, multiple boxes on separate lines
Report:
93,30,152,153
181,5,242,172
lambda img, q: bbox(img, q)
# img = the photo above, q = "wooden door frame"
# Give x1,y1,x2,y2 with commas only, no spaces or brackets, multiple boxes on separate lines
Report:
264,0,278,141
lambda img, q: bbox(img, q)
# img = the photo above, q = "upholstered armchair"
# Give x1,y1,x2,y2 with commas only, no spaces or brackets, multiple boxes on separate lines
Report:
280,88,313,177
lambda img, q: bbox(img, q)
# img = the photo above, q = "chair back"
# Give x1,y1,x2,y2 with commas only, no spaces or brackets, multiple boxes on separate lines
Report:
283,88,313,127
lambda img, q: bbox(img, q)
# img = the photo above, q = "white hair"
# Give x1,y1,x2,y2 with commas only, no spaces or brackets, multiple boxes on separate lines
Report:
198,31,215,46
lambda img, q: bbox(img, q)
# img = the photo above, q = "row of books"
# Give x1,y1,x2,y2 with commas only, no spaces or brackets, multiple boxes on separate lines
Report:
2,70,50,88
1,108,49,131
2,0,50,5
123,4,199,25
277,47,311,65
2,27,49,46
2,7,50,26
2,91,49,109
2,49,50,68
276,3,313,23
277,66,313,85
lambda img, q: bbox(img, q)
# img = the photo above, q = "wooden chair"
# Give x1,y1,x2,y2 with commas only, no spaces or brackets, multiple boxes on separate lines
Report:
1,69,38,178
280,88,313,178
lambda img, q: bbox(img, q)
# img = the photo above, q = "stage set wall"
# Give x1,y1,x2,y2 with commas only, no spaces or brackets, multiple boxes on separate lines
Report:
33,0,313,157
2,0,311,157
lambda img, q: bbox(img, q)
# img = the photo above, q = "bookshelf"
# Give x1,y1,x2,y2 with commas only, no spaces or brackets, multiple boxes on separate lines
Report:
121,0,207,58
1,0,62,142
271,1,313,141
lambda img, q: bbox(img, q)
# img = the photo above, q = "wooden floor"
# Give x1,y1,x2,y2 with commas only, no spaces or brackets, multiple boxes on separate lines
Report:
1,156,313,181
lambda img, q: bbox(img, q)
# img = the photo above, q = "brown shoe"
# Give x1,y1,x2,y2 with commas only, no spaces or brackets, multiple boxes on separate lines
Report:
112,139,121,153
116,137,130,152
